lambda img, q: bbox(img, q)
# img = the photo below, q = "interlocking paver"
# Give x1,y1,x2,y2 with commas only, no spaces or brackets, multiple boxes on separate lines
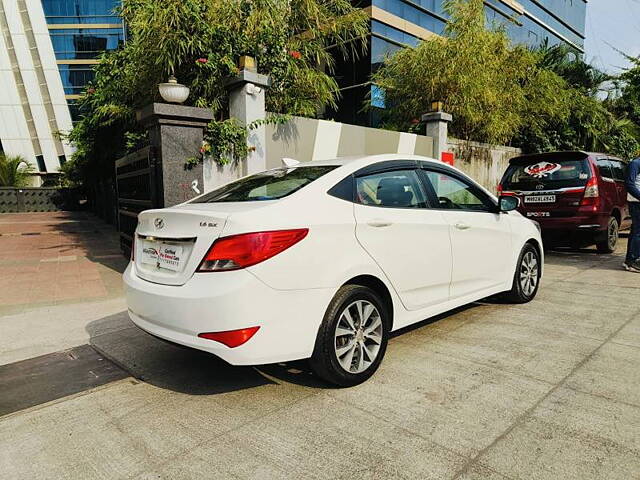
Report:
0,212,127,313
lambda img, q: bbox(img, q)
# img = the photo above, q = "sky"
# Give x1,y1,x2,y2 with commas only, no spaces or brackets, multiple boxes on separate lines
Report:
585,0,640,74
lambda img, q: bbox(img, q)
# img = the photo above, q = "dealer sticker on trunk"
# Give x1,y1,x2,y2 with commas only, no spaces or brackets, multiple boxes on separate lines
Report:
158,244,183,271
141,240,184,272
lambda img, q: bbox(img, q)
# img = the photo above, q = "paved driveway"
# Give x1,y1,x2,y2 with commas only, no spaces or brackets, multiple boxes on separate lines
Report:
0,213,639,479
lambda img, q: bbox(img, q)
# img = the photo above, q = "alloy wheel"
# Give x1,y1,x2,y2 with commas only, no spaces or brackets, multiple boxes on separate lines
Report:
334,300,383,374
519,251,539,297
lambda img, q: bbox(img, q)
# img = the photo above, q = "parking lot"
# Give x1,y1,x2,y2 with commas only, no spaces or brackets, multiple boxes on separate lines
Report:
1,213,639,479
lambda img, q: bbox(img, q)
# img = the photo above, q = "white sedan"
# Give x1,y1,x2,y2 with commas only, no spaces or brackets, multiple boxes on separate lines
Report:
124,154,542,386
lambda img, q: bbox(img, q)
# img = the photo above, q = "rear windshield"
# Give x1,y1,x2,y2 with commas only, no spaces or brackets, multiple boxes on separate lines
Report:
502,157,591,190
191,166,337,203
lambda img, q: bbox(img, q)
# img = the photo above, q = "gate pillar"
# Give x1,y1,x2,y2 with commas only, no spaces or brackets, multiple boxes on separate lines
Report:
137,103,213,207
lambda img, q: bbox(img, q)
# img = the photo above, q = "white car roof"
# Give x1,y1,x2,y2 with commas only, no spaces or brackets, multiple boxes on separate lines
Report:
290,154,441,168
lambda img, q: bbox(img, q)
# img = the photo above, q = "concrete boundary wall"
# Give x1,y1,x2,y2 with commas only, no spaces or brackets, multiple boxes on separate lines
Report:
265,116,434,170
263,116,519,193
447,138,522,193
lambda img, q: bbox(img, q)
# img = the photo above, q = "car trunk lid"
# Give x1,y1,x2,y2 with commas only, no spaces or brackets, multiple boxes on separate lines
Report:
133,206,232,286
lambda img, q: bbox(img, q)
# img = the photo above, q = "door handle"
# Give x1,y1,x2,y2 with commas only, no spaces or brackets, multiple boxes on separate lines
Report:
455,222,471,230
367,220,392,227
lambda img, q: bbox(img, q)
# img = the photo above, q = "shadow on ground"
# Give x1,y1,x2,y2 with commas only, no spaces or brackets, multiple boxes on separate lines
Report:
47,213,128,274
86,313,280,395
85,302,483,395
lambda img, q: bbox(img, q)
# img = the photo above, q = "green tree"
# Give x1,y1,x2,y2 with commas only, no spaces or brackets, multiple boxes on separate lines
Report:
518,44,640,159
371,0,568,145
536,41,608,97
65,0,369,185
0,154,34,187
610,55,640,151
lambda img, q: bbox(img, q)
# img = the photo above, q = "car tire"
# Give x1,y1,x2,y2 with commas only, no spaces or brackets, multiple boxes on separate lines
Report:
502,243,541,304
596,216,619,254
310,285,390,387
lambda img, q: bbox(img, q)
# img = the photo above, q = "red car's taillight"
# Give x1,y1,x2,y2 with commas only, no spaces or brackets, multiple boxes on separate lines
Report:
580,164,600,209
497,184,516,196
197,229,309,272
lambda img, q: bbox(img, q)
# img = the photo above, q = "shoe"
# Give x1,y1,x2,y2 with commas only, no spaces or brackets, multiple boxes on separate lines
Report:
623,261,640,273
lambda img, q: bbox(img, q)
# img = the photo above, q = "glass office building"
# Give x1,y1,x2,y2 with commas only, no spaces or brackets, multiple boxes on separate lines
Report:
331,0,587,126
0,0,124,174
41,0,124,120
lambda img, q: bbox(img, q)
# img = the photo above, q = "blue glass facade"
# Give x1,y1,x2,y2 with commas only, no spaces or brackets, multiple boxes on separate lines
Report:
330,0,587,125
42,0,121,23
42,1,124,120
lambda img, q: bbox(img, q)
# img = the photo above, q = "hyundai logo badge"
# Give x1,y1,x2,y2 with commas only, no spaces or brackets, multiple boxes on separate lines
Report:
154,218,164,229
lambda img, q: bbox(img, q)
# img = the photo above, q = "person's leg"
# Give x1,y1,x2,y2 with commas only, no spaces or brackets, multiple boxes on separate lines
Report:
627,203,640,265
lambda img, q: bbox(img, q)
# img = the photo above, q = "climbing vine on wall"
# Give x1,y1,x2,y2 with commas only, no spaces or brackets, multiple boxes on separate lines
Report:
185,114,291,169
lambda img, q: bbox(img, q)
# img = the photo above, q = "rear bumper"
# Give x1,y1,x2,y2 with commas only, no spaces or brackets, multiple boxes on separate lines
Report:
533,213,608,233
123,263,335,365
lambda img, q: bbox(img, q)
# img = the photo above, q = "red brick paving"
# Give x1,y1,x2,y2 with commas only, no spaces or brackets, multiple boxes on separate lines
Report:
0,212,127,310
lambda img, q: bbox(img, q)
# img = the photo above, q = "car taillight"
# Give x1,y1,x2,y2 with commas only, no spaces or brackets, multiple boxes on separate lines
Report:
497,184,516,196
197,229,309,272
580,165,600,208
198,327,260,348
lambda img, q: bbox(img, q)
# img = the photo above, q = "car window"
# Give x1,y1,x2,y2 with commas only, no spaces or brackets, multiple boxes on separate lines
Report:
597,158,613,179
424,170,494,212
502,157,591,189
609,160,626,182
191,166,336,203
355,169,428,208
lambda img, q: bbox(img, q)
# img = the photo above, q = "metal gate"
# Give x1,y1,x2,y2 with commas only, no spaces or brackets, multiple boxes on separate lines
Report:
115,146,159,255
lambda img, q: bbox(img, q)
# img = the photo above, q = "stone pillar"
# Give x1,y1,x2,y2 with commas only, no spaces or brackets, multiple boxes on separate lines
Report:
137,103,213,207
422,109,452,162
225,57,271,176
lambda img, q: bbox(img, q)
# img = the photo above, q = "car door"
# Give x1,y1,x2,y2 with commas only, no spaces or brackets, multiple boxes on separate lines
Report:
353,165,453,311
596,157,618,215
421,166,513,300
609,158,631,227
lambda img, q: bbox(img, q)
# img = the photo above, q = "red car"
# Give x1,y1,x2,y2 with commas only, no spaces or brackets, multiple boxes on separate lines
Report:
498,151,632,253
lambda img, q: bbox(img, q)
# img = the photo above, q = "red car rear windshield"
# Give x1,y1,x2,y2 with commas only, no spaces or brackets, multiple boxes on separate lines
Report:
502,156,591,190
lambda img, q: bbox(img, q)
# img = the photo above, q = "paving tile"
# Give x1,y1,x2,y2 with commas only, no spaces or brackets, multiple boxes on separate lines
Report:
458,464,515,480
565,342,640,406
420,320,601,384
0,213,124,310
534,280,640,310
477,388,640,480
0,381,156,480
139,393,467,480
610,314,640,348
328,341,551,457
474,303,634,342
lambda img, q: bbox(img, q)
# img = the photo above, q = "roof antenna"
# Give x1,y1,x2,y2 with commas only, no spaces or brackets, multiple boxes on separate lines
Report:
282,157,300,167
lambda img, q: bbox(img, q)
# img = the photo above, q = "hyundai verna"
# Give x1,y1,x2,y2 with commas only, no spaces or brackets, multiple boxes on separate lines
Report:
124,155,543,386
499,151,631,253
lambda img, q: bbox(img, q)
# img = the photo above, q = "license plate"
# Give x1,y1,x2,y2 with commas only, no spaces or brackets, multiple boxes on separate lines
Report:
524,195,556,203
141,240,184,272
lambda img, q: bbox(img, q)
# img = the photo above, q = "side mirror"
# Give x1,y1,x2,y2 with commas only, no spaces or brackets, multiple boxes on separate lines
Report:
499,195,520,212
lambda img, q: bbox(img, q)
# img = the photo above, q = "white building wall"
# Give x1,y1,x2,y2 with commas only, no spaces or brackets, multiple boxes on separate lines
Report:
0,27,36,164
0,0,74,172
